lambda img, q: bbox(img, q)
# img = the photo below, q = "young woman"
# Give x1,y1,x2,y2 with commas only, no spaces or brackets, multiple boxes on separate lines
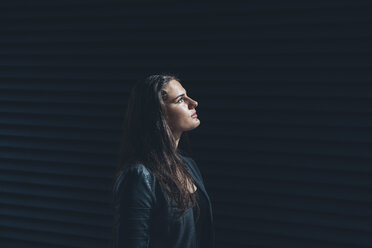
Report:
112,74,215,248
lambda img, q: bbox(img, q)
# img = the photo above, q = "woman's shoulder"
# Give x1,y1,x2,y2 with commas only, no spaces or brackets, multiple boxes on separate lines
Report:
118,163,153,179
113,163,154,193
125,163,152,174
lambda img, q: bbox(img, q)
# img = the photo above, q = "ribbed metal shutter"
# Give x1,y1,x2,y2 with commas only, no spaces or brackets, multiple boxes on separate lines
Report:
1,1,371,247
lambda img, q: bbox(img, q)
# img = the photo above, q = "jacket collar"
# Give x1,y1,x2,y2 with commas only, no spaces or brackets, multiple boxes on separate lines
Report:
180,155,211,203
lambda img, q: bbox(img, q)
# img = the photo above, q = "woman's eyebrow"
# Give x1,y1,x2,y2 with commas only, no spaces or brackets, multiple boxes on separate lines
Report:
172,92,187,101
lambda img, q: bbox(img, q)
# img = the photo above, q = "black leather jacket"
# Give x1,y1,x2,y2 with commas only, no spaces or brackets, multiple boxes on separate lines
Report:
112,155,215,248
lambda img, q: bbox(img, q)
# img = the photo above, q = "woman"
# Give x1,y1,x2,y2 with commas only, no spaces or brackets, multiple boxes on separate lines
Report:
112,74,215,248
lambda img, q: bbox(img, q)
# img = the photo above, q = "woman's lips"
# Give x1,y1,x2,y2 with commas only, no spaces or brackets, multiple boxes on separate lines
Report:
191,113,198,118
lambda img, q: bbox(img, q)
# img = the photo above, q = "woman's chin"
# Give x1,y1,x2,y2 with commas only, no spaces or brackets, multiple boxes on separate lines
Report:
192,119,201,129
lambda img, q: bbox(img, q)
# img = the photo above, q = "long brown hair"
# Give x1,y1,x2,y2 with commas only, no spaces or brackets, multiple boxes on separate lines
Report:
115,74,200,221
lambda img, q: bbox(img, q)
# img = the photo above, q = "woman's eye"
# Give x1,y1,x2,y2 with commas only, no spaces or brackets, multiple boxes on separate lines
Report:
177,98,184,103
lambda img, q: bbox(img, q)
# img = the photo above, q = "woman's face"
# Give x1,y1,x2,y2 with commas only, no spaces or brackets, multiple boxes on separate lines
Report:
163,80,200,138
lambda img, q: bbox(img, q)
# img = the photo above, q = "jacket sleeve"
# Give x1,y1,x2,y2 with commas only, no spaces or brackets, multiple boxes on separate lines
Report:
112,165,155,248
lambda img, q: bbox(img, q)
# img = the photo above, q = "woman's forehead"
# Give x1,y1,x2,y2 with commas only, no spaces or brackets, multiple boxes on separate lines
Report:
164,80,186,96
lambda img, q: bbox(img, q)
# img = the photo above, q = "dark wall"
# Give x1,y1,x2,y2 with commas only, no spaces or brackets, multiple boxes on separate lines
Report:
1,1,371,247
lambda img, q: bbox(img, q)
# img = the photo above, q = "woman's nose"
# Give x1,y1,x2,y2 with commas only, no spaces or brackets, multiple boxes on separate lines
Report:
188,97,198,108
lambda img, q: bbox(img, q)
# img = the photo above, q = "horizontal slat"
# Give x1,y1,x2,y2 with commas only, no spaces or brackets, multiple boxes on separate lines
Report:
1,46,372,55
0,66,370,80
0,203,109,227
0,226,106,248
233,218,372,246
0,136,115,154
0,181,110,202
0,80,131,92
0,89,126,103
0,57,371,68
0,124,118,142
207,178,372,203
211,190,372,218
0,148,113,166
0,192,110,215
204,166,372,188
0,170,110,190
0,215,108,238
1,237,72,248
216,226,372,248
194,139,372,158
214,204,372,233
1,34,370,43
201,111,372,127
197,154,372,173
0,113,121,129
201,126,372,143
0,158,113,177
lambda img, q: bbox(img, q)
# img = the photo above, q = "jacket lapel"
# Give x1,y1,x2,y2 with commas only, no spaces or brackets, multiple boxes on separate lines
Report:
181,155,215,248
181,156,211,204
